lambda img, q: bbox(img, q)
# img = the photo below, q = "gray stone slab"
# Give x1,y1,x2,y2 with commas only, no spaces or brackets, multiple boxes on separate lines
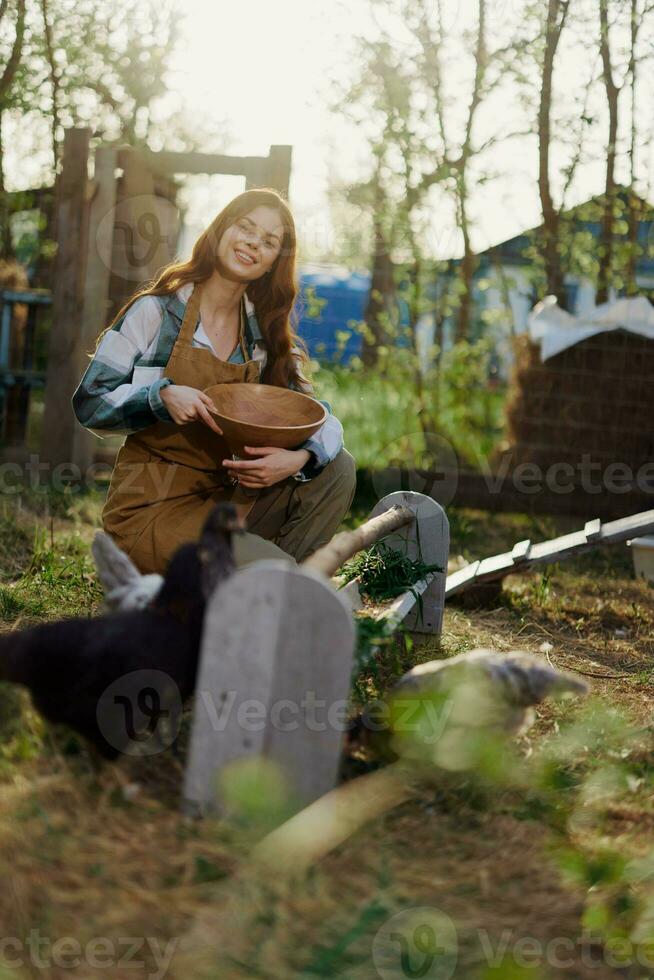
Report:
183,560,356,817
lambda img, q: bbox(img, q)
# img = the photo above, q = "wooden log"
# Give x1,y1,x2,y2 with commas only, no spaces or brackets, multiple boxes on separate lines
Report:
253,763,417,871
182,560,356,818
303,504,414,578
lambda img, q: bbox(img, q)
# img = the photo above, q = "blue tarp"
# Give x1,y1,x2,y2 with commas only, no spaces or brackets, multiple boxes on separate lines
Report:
296,268,370,364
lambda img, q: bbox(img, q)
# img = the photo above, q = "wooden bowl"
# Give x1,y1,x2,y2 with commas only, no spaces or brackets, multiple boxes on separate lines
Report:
204,383,327,455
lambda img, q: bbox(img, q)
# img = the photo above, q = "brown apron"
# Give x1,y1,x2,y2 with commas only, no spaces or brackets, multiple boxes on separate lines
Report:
102,281,261,574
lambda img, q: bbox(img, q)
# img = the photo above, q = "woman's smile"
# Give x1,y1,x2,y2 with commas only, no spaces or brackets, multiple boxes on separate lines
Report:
234,247,256,266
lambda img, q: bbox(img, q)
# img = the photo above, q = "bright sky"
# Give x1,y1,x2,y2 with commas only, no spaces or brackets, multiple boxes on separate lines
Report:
169,0,654,263
6,0,654,264
169,0,372,261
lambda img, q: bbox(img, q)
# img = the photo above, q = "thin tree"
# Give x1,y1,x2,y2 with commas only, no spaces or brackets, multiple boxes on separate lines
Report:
537,0,570,308
414,0,522,340
597,0,621,304
39,0,61,172
0,0,27,258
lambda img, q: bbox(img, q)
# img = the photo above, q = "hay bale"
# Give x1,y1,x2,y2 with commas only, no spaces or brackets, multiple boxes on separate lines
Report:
503,329,654,473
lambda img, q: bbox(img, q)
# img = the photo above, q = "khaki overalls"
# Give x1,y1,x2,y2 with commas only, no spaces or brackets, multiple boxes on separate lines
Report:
102,282,356,574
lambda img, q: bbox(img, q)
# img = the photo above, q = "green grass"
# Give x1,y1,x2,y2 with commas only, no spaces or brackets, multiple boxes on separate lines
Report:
314,361,505,471
341,541,442,602
0,492,104,624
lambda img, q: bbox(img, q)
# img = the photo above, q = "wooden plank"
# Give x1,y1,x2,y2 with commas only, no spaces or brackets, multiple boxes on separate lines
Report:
601,510,654,539
446,509,654,596
369,491,450,635
375,572,436,633
0,290,52,304
477,552,513,576
41,128,92,471
140,148,269,177
244,157,269,189
445,559,481,596
511,539,531,564
359,466,654,522
584,518,602,542
183,561,355,818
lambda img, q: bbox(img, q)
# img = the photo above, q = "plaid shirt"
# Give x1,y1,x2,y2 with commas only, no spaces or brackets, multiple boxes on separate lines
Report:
72,282,344,481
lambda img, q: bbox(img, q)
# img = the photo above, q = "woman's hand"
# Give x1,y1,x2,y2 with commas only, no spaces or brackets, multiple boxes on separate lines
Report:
223,447,311,488
160,385,222,435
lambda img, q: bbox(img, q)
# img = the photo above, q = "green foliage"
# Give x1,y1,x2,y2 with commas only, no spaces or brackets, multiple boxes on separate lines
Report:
341,541,442,602
351,614,397,702
316,353,505,472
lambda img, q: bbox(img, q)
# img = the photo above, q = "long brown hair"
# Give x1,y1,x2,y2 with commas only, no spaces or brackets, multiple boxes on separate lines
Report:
104,188,309,390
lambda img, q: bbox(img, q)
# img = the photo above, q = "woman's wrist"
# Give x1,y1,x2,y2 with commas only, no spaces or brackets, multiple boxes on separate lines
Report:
292,448,311,469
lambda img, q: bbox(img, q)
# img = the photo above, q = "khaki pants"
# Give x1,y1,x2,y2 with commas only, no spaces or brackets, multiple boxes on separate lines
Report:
241,448,357,565
120,449,357,573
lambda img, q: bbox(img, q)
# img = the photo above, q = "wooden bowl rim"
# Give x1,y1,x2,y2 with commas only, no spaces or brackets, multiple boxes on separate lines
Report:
204,384,328,433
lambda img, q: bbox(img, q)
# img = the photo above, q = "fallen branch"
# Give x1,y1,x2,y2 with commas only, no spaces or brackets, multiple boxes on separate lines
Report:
303,505,414,578
252,763,418,872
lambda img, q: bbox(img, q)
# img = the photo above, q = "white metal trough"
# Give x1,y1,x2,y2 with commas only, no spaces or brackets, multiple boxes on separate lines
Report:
182,490,450,817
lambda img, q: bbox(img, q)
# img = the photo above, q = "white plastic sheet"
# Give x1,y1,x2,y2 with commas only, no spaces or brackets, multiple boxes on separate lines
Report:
528,295,654,361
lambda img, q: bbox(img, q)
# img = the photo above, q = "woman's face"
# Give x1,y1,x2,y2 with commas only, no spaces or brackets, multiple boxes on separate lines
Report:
217,205,286,282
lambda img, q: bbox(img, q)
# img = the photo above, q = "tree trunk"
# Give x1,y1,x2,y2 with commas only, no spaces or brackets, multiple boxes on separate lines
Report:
0,0,26,259
537,0,569,308
625,0,640,296
597,0,620,305
40,0,62,172
0,111,13,259
362,168,395,367
456,186,475,341
455,0,486,341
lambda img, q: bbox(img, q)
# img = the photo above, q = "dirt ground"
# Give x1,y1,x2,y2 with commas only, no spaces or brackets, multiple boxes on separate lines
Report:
0,499,653,979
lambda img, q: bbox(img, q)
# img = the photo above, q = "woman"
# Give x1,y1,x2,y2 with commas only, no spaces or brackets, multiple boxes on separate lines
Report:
72,188,356,574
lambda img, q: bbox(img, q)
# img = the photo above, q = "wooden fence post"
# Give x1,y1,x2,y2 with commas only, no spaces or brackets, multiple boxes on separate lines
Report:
109,147,180,315
71,146,119,473
266,146,293,197
183,560,356,818
41,127,92,473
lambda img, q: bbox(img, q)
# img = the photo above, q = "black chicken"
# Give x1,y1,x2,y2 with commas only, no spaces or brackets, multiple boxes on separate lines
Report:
0,503,242,759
